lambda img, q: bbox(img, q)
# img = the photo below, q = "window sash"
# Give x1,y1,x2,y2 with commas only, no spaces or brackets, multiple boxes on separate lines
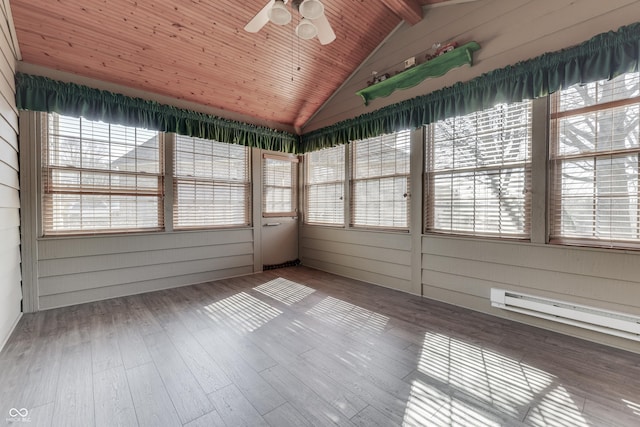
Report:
173,135,251,229
425,101,532,238
304,145,345,226
549,73,640,247
351,175,410,229
350,131,411,230
263,155,298,217
42,113,164,235
426,166,531,237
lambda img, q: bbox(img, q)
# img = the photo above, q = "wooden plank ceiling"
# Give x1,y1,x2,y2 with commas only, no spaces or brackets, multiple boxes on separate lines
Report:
10,0,455,131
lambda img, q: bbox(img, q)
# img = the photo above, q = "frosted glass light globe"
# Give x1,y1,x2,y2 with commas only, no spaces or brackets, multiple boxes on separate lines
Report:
296,18,318,39
268,0,292,25
299,0,324,20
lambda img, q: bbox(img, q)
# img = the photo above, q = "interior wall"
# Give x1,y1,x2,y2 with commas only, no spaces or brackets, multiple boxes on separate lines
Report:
300,0,640,353
300,130,425,296
0,0,21,349
35,230,255,310
19,114,265,311
304,0,640,132
421,236,640,353
300,226,413,293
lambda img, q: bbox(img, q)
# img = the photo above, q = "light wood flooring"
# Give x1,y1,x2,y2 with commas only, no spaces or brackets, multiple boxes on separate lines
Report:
1,266,639,426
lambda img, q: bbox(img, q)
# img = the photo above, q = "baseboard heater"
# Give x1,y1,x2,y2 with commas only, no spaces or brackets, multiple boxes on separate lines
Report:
490,289,640,341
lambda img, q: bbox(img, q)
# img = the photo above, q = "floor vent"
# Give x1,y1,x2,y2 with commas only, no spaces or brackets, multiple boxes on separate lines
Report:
490,288,640,341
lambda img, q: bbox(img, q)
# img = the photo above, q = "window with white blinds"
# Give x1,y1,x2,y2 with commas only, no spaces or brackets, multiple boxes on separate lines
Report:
304,145,345,225
174,135,250,229
263,155,298,217
425,101,532,237
42,113,163,235
351,130,411,229
550,72,640,247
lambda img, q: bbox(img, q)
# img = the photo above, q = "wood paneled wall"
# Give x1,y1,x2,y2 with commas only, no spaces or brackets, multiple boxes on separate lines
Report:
300,226,413,293
36,229,254,309
0,0,21,350
421,235,640,353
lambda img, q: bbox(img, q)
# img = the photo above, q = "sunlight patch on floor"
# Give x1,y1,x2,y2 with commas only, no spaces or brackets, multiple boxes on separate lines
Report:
407,331,590,426
305,296,389,334
203,292,282,333
417,332,552,417
525,386,589,426
253,277,315,305
402,378,501,427
624,399,640,417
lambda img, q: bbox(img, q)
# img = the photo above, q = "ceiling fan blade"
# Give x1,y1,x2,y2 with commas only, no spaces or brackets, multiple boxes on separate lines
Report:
244,0,275,33
313,14,336,45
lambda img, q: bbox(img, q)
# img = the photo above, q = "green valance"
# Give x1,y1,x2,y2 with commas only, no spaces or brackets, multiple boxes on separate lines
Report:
301,22,640,152
15,73,300,153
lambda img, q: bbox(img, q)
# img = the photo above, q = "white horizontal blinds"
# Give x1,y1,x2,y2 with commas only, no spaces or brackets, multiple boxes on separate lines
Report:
550,72,640,247
351,130,410,229
42,113,163,235
263,155,298,216
174,136,250,229
304,145,345,225
425,101,532,237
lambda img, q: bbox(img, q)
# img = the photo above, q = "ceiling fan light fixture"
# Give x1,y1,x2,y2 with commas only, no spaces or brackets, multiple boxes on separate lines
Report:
268,0,292,25
296,18,318,39
299,0,324,20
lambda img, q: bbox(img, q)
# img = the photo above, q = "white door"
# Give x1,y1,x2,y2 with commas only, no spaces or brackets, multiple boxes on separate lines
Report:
260,152,299,268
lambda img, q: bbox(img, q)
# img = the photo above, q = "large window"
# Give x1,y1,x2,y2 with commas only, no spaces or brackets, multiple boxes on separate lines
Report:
174,135,250,229
425,101,532,237
43,113,163,234
304,145,345,225
262,155,298,217
351,131,410,229
550,72,640,247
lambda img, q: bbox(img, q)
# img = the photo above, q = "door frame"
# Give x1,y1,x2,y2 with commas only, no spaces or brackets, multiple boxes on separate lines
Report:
252,149,301,271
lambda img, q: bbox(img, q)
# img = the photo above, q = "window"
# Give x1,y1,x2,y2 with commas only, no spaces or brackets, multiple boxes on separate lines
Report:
351,131,410,229
304,145,345,225
262,155,298,217
174,135,250,229
42,113,163,234
425,101,532,237
550,72,640,247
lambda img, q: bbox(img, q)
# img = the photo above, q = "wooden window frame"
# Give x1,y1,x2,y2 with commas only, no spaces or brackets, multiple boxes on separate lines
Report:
304,145,345,226
424,100,533,239
262,153,299,218
173,135,251,230
350,131,411,231
549,72,640,249
41,113,164,236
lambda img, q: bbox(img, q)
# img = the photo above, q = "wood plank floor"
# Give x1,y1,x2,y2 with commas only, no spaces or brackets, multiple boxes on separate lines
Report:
1,266,639,426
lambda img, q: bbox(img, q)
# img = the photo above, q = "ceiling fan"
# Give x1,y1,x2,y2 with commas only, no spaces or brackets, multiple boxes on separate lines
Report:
244,0,336,45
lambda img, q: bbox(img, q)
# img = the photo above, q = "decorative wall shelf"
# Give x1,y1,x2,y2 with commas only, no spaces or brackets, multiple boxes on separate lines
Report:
356,41,481,105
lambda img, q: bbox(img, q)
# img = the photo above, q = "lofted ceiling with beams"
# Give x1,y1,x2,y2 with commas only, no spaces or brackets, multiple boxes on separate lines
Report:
10,0,459,132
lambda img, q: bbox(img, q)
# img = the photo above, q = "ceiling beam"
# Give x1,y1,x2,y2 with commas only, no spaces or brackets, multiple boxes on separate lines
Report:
380,0,423,25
